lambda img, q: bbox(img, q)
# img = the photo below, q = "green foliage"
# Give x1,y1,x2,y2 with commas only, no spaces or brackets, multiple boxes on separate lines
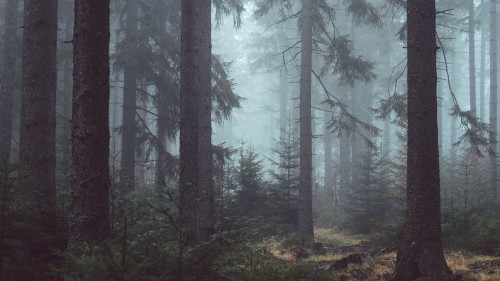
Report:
340,149,401,234
217,140,298,237
440,144,500,255
470,215,500,255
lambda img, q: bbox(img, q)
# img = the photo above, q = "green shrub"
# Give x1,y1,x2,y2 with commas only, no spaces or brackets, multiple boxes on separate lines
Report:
471,215,500,255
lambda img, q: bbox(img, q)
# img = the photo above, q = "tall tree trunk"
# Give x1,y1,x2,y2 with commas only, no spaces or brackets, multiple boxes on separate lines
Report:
480,0,487,122
383,117,391,155
179,0,215,245
450,42,459,186
68,0,111,253
470,0,477,116
490,0,498,198
297,0,314,239
279,70,288,174
61,0,73,177
391,1,456,280
19,0,58,278
323,110,334,191
121,0,139,191
350,88,360,181
339,86,350,209
0,0,19,162
156,49,168,194
438,74,444,162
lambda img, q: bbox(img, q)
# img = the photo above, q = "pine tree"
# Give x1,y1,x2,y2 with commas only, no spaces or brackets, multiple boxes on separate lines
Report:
121,0,139,191
298,0,314,239
19,0,58,278
179,0,215,245
68,0,111,253
489,0,498,199
391,0,456,280
0,0,19,162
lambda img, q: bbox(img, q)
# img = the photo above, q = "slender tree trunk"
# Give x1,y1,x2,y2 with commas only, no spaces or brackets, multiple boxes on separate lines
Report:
179,0,215,245
470,0,477,116
121,0,139,191
383,117,391,155
450,43,458,186
156,42,168,194
61,1,73,177
438,74,443,162
0,0,18,162
324,110,333,190
68,0,111,253
391,1,456,280
339,86,350,209
279,70,288,174
19,0,58,278
297,0,314,239
350,88,360,182
490,0,498,199
480,0,487,122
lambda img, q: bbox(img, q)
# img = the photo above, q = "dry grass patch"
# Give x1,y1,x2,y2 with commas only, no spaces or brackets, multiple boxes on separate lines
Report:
264,239,296,262
307,252,345,263
445,251,500,281
314,227,366,247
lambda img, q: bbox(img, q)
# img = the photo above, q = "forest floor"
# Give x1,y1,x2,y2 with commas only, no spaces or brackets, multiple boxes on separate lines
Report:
262,228,500,281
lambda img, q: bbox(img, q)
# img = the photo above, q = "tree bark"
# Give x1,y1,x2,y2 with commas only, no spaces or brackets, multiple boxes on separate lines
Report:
297,0,314,239
121,0,139,191
68,0,111,253
179,0,215,245
391,1,456,280
19,0,58,277
0,0,19,162
61,0,73,177
490,0,498,199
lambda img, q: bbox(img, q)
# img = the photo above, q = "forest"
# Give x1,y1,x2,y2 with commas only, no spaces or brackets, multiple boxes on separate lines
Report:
0,0,499,280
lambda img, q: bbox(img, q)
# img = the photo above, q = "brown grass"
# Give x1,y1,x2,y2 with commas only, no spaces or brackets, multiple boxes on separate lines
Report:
314,227,366,247
263,229,499,281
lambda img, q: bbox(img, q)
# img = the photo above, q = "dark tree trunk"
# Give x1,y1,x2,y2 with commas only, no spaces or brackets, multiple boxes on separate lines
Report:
179,0,215,245
490,0,498,199
0,0,19,162
391,1,456,280
68,0,111,253
297,0,314,239
121,0,139,191
438,76,444,162
19,0,58,278
61,0,73,177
